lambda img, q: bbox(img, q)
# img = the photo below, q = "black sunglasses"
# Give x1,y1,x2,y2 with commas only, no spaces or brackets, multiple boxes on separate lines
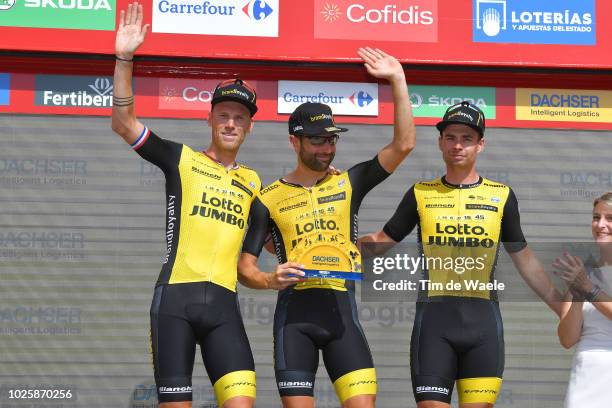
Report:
303,134,340,146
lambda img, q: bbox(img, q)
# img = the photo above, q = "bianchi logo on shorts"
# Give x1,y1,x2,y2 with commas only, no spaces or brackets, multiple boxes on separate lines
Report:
277,381,313,389
416,385,450,395
159,386,192,394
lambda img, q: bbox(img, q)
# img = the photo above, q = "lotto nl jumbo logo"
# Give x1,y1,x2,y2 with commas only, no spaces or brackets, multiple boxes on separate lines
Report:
242,0,273,20
475,0,506,37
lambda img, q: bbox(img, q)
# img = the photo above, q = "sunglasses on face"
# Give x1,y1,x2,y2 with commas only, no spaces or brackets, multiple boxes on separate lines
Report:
304,134,340,146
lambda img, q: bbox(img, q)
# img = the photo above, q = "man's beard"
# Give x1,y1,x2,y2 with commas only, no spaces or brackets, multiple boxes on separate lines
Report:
299,145,334,172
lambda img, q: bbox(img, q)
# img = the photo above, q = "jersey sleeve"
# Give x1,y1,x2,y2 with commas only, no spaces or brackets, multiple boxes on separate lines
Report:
382,186,419,243
501,188,528,253
131,127,183,173
242,197,271,257
347,155,392,207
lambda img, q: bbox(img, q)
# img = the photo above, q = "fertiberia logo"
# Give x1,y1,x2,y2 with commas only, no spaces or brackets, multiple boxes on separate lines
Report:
0,0,116,30
35,75,114,108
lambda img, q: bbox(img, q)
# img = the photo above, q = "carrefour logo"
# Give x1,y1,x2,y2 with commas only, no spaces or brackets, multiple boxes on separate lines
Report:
278,81,378,116
349,91,373,107
473,0,595,45
157,0,272,20
153,0,278,37
242,0,273,20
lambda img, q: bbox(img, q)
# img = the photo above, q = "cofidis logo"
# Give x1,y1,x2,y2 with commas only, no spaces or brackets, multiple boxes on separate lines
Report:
153,0,278,37
473,0,595,45
315,0,437,42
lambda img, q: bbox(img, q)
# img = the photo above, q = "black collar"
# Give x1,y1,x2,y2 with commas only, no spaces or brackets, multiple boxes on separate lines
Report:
279,174,331,188
441,176,483,189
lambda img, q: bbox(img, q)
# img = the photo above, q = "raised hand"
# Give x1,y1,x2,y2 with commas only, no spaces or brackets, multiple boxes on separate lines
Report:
357,47,405,82
115,1,150,59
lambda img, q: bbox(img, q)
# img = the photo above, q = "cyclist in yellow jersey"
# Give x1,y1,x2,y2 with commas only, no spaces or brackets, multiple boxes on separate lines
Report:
239,47,416,408
360,101,563,407
111,3,287,407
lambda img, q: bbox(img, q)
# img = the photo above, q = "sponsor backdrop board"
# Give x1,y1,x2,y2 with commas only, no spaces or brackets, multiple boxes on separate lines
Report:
1,73,611,130
0,0,611,68
1,114,608,407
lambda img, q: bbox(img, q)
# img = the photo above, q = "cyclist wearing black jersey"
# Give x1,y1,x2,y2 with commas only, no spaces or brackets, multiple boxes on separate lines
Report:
238,48,416,408
360,101,562,407
111,3,285,407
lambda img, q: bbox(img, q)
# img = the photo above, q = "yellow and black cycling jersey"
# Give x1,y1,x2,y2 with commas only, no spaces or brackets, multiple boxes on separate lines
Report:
383,176,527,300
133,127,261,290
242,156,389,402
242,156,390,291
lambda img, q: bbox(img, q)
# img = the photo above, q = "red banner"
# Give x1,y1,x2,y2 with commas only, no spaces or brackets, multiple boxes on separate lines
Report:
1,73,611,131
0,0,610,69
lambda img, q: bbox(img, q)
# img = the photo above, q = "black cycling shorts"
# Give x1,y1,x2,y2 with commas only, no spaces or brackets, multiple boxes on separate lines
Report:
273,288,377,403
410,297,504,404
150,282,255,405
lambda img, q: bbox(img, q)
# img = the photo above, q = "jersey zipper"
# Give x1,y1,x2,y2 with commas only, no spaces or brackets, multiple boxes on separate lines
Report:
305,186,325,286
207,166,230,285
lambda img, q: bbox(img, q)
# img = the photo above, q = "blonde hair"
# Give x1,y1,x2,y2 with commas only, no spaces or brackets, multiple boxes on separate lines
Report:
594,192,612,208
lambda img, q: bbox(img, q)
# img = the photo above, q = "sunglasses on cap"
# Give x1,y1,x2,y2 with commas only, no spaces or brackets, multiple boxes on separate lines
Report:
303,134,340,146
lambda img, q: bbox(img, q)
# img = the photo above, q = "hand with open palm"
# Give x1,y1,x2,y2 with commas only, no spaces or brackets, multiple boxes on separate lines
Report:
115,1,150,60
357,47,405,83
